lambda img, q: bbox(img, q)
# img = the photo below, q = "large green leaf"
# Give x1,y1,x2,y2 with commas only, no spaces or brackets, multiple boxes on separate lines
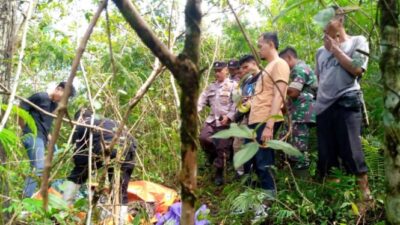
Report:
212,123,253,139
0,129,18,152
313,7,335,28
233,142,259,169
1,104,37,136
267,140,302,157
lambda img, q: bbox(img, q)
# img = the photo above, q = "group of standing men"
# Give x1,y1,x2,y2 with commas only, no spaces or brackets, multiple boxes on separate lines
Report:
198,5,372,205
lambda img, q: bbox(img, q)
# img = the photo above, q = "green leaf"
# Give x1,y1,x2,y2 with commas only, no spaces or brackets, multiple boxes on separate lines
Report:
273,0,314,23
313,7,335,28
234,142,259,169
351,202,360,216
1,104,37,136
212,123,253,139
48,193,68,210
267,140,303,157
0,129,19,152
132,214,141,225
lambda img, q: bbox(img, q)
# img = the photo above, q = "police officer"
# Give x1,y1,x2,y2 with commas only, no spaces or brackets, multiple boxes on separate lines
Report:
279,47,317,174
228,59,241,82
198,61,236,186
62,109,136,223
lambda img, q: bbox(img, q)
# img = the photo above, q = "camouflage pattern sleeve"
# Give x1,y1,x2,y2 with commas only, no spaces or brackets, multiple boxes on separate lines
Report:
289,64,308,91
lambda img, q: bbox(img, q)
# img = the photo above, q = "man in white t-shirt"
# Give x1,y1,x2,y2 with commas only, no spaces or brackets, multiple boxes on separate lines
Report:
315,6,372,204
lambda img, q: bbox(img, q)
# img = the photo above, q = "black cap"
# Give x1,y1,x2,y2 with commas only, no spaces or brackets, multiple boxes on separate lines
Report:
228,59,240,69
213,61,227,69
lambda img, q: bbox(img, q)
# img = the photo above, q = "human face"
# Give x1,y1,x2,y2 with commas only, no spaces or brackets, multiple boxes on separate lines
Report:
228,67,240,76
240,61,257,76
214,67,228,82
257,36,272,61
324,17,342,39
52,86,65,102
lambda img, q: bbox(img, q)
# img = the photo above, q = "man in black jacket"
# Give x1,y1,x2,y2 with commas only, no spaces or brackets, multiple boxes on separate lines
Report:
62,109,136,222
20,81,75,197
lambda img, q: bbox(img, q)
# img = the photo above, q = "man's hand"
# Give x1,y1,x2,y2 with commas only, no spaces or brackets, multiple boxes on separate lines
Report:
260,126,273,144
324,34,340,52
220,115,230,126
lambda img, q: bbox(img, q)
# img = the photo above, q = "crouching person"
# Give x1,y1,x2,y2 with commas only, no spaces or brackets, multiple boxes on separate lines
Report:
62,109,136,222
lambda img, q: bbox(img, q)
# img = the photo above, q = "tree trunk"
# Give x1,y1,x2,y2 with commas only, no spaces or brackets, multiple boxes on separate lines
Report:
0,0,18,89
176,65,200,225
379,0,400,224
0,1,18,222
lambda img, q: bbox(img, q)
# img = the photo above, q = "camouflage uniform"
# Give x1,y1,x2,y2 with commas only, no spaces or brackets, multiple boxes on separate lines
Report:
198,78,236,169
283,61,317,169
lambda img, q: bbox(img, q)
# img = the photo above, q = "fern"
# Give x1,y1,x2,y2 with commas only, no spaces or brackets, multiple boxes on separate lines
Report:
1,104,37,136
0,129,18,152
230,188,270,213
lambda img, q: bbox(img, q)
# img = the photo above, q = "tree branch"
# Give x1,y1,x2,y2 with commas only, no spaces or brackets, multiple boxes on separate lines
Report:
111,0,178,74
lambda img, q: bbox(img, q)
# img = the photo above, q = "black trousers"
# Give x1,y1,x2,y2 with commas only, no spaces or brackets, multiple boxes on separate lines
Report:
68,144,135,204
316,101,368,177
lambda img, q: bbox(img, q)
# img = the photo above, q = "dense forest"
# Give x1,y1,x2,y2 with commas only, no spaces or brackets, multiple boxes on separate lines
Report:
0,0,399,224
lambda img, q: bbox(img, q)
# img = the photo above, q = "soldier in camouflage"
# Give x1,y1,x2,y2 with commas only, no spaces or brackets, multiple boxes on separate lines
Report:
279,47,317,172
198,61,236,186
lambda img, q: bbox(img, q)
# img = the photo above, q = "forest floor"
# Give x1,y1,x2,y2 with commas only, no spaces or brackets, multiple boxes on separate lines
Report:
194,129,387,225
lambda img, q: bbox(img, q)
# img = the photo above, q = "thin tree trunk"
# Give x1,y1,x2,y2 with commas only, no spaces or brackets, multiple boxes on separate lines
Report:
0,0,17,89
379,0,400,224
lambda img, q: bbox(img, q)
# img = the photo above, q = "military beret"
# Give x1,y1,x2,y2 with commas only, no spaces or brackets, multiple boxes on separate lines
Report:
213,61,227,69
228,59,240,68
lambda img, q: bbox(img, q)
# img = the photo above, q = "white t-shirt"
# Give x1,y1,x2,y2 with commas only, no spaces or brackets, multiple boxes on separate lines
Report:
315,35,369,115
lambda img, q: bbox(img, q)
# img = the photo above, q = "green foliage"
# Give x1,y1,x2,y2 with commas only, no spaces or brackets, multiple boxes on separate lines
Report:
313,7,335,28
267,140,302,157
0,129,18,153
212,123,253,139
1,104,37,136
233,142,259,169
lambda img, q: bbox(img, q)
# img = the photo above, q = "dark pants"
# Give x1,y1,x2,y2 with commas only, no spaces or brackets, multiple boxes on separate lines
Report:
244,122,281,191
199,121,232,169
317,101,368,177
68,143,135,204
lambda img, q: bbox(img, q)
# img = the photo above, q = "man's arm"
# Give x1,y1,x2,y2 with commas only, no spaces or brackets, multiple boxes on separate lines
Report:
287,87,300,99
221,84,237,126
325,36,367,77
197,88,208,113
18,93,41,130
264,81,287,129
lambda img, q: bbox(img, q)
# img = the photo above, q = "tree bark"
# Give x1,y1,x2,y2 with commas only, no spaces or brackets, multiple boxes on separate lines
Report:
0,0,17,89
379,0,400,224
111,0,202,224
